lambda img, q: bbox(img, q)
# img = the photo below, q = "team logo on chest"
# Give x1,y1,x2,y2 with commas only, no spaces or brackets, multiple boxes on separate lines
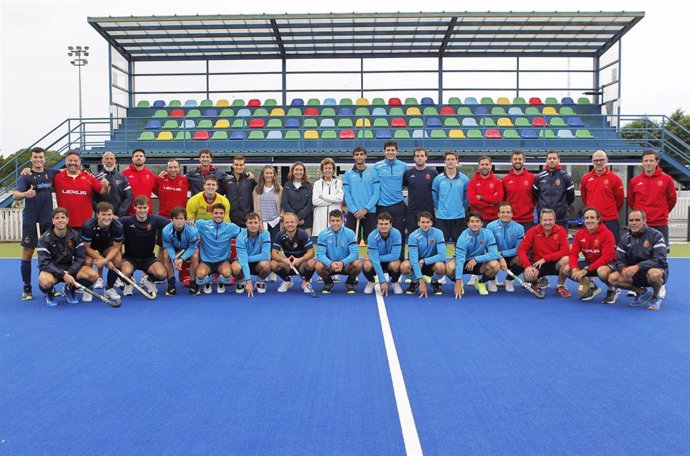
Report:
489,183,494,189
146,224,152,231
555,179,561,186
657,180,663,187
523,179,529,186
643,240,651,248
593,239,600,247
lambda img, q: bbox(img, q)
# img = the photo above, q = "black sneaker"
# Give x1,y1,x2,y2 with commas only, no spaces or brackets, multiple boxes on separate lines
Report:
322,282,335,294
602,288,620,304
405,281,420,295
189,284,201,296
345,282,356,294
22,286,33,301
165,284,177,296
431,282,442,295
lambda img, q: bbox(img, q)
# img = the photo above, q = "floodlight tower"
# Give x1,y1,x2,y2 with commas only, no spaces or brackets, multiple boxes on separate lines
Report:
68,45,89,149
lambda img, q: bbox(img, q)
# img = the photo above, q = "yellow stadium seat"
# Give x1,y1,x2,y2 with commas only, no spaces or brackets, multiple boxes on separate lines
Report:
215,99,230,107
356,98,370,106
497,97,510,105
542,106,558,116
497,117,514,127
270,108,285,117
355,118,371,127
406,107,421,116
449,129,465,139
304,130,319,140
214,119,230,129
156,131,173,141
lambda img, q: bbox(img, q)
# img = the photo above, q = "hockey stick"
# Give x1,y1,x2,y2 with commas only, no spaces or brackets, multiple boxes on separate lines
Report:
75,283,121,308
355,217,360,244
505,270,546,299
112,268,157,300
290,264,318,298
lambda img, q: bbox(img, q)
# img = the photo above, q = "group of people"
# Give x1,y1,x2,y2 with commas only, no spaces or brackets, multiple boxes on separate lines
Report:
14,142,676,310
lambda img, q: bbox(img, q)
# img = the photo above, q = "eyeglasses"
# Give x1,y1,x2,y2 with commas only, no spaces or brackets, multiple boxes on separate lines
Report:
592,159,606,163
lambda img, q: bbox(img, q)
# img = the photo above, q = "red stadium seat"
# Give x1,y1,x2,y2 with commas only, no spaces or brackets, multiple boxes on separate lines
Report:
249,118,265,129
170,109,185,117
439,106,456,115
390,117,407,128
532,117,548,127
193,130,209,140
529,97,543,106
485,129,502,139
388,97,402,106
247,99,261,107
339,129,355,139
304,107,320,116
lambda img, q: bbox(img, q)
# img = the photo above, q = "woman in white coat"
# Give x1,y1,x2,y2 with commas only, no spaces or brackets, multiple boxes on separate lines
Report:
312,157,344,237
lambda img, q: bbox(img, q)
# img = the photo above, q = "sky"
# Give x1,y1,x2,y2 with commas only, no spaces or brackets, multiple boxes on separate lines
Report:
1,0,689,156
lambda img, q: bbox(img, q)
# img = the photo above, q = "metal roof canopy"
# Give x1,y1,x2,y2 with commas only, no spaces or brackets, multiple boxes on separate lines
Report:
89,11,644,62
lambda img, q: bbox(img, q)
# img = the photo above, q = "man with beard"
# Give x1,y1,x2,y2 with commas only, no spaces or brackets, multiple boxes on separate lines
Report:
93,151,132,218
53,151,109,229
122,148,156,215
580,150,625,243
468,156,504,224
155,159,189,219
485,202,525,293
186,148,229,196
502,151,536,231
533,150,575,231
271,212,316,293
343,146,380,240
403,147,437,235
223,154,257,227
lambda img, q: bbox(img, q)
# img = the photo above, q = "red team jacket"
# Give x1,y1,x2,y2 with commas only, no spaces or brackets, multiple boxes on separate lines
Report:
122,164,156,214
580,168,625,221
468,172,504,222
53,170,103,228
502,169,536,223
518,223,569,267
569,224,616,270
627,167,677,226
154,174,190,218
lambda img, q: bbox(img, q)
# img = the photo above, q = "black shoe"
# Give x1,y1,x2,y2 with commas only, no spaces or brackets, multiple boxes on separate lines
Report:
345,282,356,294
431,282,442,295
322,282,335,294
189,284,201,296
165,284,177,296
22,286,33,301
405,281,420,295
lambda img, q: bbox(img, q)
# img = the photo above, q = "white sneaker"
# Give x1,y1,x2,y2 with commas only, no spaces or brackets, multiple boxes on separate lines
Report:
94,277,104,289
278,280,294,292
140,274,149,286
217,283,225,294
302,283,312,293
438,276,447,285
505,280,515,292
81,290,93,302
256,281,266,293
235,281,245,294
658,284,666,299
114,278,124,288
266,272,277,283
105,288,121,301
487,279,498,293
123,284,133,296
364,281,376,294
142,276,158,295
203,283,213,294
467,275,478,286
391,281,403,295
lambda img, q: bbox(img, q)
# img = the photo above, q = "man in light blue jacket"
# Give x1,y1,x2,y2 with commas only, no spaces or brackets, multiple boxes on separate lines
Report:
343,146,380,240
485,201,525,293
315,209,362,294
400,212,447,297
362,212,403,296
432,151,470,243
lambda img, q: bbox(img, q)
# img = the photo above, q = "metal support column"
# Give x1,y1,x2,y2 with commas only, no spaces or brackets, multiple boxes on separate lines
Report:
516,57,520,98
282,58,287,106
205,60,210,100
360,58,364,99
593,56,601,105
438,56,443,104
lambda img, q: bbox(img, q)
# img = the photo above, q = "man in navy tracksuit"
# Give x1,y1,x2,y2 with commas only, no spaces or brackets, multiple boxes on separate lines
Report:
374,141,407,257
533,150,575,230
343,146,380,240
485,201,525,293
403,147,437,235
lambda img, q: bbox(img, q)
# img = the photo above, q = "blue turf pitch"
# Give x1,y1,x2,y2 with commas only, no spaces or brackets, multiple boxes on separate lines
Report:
1,258,688,455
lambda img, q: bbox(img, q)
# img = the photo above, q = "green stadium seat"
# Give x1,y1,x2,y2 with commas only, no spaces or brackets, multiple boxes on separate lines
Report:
559,107,575,116
480,97,494,105
199,100,214,107
231,99,245,107
197,119,212,129
186,109,201,118
466,129,483,139
284,130,300,140
212,131,228,140
545,97,559,105
168,100,182,108
447,97,462,105
513,97,527,105
404,97,419,105
287,108,302,116
136,100,150,108
307,98,320,106
248,131,265,140
304,130,319,140
321,107,336,117
162,120,178,129
175,131,192,141
444,118,460,127
430,129,447,139
389,107,404,116
355,107,370,116
356,130,374,139
539,129,556,139
491,107,507,116
153,110,168,118
408,118,424,128
253,108,269,117
503,129,520,139
514,117,530,127
157,131,173,141
231,119,247,129
321,130,337,139
219,109,235,118
457,107,473,116
525,107,541,116
549,117,566,127
337,118,354,128
340,98,353,106
138,131,155,141
479,118,495,127
373,118,389,128
575,129,593,139
371,98,385,106
264,99,278,107
267,119,283,128
449,129,465,139
423,107,439,116
304,118,318,128
577,97,591,105
216,99,230,107
394,129,411,139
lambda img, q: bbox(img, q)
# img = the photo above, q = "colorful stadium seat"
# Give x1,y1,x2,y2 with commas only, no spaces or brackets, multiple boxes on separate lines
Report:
357,130,374,139
266,119,283,128
503,129,520,139
266,130,283,139
304,119,318,128
284,118,300,129
175,131,192,141
231,119,247,129
264,99,278,107
372,107,387,117
184,100,197,108
457,107,473,116
408,118,424,128
474,106,489,116
230,131,246,140
156,131,173,141
371,98,385,106
444,118,460,127
337,118,354,128
249,119,265,129
525,107,541,116
394,130,411,139
557,129,574,138
575,129,593,139
320,118,336,128
214,119,230,129
138,131,155,141
375,130,392,139
339,98,353,106
423,107,439,116
466,129,483,139
197,120,213,129
163,120,178,129
284,131,300,140
514,117,530,127
388,97,402,106
304,130,319,140
559,107,575,116
247,99,261,107
145,120,161,130
430,129,447,139
200,100,214,107
355,118,372,127
187,109,201,118
426,117,442,128
577,97,591,105
253,108,269,117
304,107,320,116
152,100,166,108
236,108,251,118
373,118,389,128
544,97,559,105
286,108,302,117
137,100,151,108
168,100,182,108
355,107,370,116
491,107,507,116
549,117,566,128
464,97,478,105
321,130,337,139
447,97,462,105
307,98,320,106
485,129,501,139
406,107,421,116
497,117,513,127
539,129,556,139
479,117,495,127
339,130,355,139
216,99,230,107
404,97,419,106
193,131,209,141
337,107,353,116
181,119,196,129
496,97,510,105
567,117,584,128
391,118,407,128
411,129,427,139
153,109,167,118
389,107,404,116
170,109,185,118
231,99,245,107
323,98,337,106
480,97,494,105
212,131,228,140
321,108,336,117
440,106,456,116
290,98,304,107
532,117,548,127
520,129,538,139
220,109,235,118
248,131,265,140
449,129,465,139
529,97,543,106
462,118,478,128
420,97,434,106
512,97,527,105
203,109,218,118
508,107,523,116
542,107,558,116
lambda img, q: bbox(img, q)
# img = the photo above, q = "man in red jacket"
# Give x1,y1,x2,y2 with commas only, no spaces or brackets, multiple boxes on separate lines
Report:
580,150,625,243
468,156,504,223
562,207,618,303
627,150,677,246
122,148,156,215
518,208,571,297
155,159,189,218
502,151,536,231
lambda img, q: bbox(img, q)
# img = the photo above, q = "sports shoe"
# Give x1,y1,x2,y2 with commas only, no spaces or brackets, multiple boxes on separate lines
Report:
105,288,121,302
114,278,124,288
140,274,149,286
256,281,266,293
658,284,666,299
63,286,79,304
217,283,225,294
626,290,637,297
475,281,489,296
504,280,515,293
647,296,663,311
81,290,93,302
580,284,601,301
234,281,245,294
405,281,420,295
94,277,104,289
22,286,33,301
322,282,335,294
44,292,58,307
142,276,158,295
266,272,277,283
602,288,620,304
537,276,550,289
123,284,133,296
629,289,653,307
467,275,477,286
364,281,376,294
165,284,177,296
487,279,498,293
278,280,294,292
438,276,447,285
189,284,201,296
345,282,356,294
302,283,312,293
556,285,572,298
204,283,213,294
391,281,403,295
431,282,443,295
332,275,341,283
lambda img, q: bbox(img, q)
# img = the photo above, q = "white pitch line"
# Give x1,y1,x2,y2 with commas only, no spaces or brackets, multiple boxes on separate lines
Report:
375,284,423,456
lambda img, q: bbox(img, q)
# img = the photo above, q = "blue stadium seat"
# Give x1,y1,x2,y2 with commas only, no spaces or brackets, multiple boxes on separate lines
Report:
557,129,574,138
426,117,442,128
203,109,218,118
266,130,283,139
145,120,161,130
474,106,489,116
420,97,434,106
375,129,392,139
320,118,336,128
520,129,538,139
561,97,574,105
464,97,478,105
236,108,251,118
462,118,478,128
284,118,300,129
181,119,196,129
290,98,304,107
230,131,246,140
411,129,427,138
184,100,198,107
323,98,337,106
567,117,584,128
338,107,353,116
508,107,524,116
372,107,387,116
152,100,166,108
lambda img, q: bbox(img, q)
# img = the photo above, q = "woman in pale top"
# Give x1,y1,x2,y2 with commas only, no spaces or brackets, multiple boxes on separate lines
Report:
312,157,343,237
252,165,283,242
281,162,313,234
